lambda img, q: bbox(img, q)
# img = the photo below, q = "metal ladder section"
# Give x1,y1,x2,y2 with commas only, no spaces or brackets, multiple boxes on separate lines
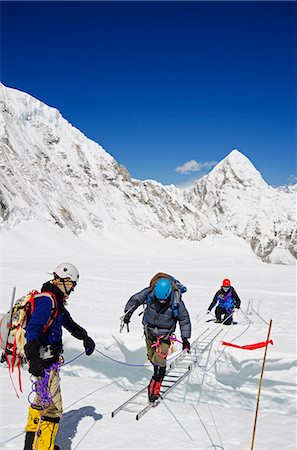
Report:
111,327,222,421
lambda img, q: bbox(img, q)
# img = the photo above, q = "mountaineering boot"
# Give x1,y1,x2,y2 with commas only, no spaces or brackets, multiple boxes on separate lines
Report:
215,319,222,323
24,431,35,449
152,380,162,400
148,377,156,402
148,377,162,402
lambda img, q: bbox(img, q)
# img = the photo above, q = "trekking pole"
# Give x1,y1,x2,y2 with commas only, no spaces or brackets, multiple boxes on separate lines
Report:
250,319,273,450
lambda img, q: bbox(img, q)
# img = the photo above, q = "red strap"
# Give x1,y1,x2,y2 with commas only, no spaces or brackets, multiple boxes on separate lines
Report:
221,340,274,350
17,353,23,393
40,292,58,333
4,353,20,398
151,335,174,359
28,291,58,334
11,335,17,373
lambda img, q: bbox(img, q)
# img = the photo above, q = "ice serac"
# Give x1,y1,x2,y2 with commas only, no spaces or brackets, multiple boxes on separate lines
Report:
186,150,296,262
0,84,295,263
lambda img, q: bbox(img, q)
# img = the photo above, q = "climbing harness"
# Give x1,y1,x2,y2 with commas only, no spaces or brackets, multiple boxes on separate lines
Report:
151,334,183,359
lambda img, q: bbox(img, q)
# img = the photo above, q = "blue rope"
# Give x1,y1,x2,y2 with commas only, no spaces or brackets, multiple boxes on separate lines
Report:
62,351,86,366
94,348,151,367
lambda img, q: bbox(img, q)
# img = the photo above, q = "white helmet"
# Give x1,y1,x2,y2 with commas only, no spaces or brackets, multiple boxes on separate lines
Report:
53,263,79,283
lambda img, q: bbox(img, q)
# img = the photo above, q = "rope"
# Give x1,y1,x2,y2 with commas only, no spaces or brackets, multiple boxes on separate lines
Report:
28,362,62,408
198,310,252,373
0,431,25,448
206,402,225,449
94,347,150,367
192,404,225,449
250,308,270,326
72,418,98,450
94,345,182,367
162,399,194,441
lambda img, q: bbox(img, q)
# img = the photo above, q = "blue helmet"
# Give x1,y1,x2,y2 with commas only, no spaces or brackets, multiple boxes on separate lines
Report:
154,278,172,301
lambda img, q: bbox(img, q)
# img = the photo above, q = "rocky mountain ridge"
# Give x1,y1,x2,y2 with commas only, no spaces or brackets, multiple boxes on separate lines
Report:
0,84,295,263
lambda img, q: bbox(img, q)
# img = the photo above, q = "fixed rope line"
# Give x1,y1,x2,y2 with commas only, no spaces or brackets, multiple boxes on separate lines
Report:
193,372,225,450
206,402,225,449
73,419,98,450
162,398,194,442
192,404,225,450
94,346,182,367
250,308,269,326
193,341,225,449
198,312,252,373
195,312,209,326
0,431,25,448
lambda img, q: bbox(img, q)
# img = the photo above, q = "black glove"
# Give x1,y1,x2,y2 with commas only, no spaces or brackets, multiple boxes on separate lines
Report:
182,338,190,353
83,336,95,356
123,312,132,324
24,340,46,377
28,359,47,377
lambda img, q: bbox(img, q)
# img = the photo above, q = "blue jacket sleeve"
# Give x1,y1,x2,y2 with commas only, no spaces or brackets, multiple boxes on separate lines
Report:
25,296,52,342
208,291,219,311
124,288,149,316
178,299,191,338
62,308,88,340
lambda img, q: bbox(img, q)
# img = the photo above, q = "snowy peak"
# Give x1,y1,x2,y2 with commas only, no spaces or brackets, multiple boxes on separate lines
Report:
0,84,295,264
206,149,267,189
0,83,215,240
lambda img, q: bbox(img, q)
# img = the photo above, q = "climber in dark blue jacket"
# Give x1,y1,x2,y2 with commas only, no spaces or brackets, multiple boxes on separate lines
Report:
208,278,241,325
123,273,191,403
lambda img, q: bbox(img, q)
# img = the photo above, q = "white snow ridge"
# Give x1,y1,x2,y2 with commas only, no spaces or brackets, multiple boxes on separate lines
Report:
0,84,296,450
0,83,295,264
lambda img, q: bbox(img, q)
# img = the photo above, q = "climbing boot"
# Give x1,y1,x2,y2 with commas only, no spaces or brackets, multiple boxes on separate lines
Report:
24,431,35,449
148,378,162,402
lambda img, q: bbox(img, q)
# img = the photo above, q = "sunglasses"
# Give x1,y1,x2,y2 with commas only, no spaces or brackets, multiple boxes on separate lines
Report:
63,278,77,288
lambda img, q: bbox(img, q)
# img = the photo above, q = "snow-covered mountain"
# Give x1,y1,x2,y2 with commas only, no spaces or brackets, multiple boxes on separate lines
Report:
0,84,295,263
186,150,297,263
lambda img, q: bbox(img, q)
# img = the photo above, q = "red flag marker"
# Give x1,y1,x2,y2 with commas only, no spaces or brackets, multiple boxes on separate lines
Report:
221,340,273,350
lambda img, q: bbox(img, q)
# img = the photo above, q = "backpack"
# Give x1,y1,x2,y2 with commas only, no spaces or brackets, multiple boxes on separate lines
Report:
0,289,58,375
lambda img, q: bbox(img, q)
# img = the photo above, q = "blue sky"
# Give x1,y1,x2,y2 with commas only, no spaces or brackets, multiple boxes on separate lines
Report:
1,1,296,186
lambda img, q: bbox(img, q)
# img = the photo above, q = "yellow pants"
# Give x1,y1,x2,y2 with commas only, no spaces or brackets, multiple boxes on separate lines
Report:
25,369,62,449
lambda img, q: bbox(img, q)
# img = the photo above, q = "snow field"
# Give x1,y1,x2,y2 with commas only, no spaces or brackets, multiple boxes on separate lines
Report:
0,223,296,449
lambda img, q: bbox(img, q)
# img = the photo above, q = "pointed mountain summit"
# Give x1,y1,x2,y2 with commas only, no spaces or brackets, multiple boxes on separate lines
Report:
0,84,295,263
205,149,267,189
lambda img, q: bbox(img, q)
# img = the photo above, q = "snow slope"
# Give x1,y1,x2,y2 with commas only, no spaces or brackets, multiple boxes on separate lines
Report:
0,84,296,263
0,223,296,449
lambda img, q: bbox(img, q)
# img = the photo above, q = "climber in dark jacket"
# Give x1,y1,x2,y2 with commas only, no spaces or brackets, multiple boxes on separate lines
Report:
208,278,241,325
23,263,95,450
123,273,191,403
